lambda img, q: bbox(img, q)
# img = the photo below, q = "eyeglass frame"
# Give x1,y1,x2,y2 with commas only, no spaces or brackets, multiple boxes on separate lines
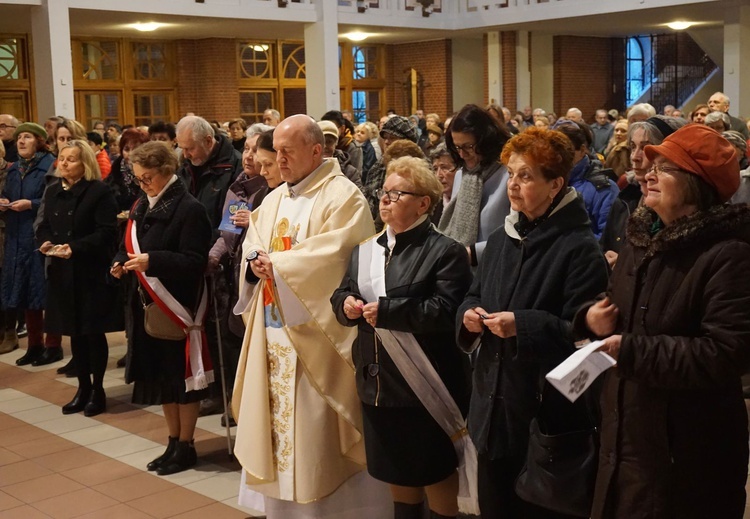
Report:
131,172,153,186
434,163,457,173
648,163,684,177
376,188,424,202
0,124,17,130
452,142,477,154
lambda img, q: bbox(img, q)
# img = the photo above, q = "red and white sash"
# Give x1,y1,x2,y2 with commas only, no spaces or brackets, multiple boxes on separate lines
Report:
126,217,214,392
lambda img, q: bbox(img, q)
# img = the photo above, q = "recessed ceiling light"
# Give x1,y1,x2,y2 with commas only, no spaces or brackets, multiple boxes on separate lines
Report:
128,22,168,32
344,32,369,42
666,21,694,30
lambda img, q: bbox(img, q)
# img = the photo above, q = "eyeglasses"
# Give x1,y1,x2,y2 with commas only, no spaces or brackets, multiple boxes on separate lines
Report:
0,124,16,130
453,142,477,154
376,189,422,202
649,164,684,177
131,173,153,186
434,164,456,173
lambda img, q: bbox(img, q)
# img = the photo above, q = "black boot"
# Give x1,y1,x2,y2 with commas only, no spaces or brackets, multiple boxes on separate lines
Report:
429,511,457,519
156,440,197,476
57,357,75,375
62,386,91,414
16,345,44,366
394,502,424,519
147,436,178,471
32,346,63,366
83,388,106,417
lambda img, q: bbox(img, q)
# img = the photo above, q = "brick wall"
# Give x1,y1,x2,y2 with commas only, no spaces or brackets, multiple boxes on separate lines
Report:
553,36,615,123
176,38,240,122
384,39,452,120
501,31,517,112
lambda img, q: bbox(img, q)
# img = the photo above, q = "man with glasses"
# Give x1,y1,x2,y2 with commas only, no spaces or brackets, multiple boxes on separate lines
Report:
233,115,389,517
0,114,19,162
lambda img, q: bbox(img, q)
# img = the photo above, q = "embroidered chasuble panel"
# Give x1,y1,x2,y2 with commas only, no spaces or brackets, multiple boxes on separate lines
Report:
263,192,318,500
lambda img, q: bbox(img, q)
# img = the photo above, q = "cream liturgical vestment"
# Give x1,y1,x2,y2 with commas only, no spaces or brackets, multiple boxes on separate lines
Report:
232,159,390,518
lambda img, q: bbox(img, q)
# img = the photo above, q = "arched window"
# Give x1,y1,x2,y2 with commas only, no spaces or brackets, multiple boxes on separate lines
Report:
625,36,650,106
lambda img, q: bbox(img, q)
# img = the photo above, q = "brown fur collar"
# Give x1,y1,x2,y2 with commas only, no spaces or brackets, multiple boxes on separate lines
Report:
627,203,750,257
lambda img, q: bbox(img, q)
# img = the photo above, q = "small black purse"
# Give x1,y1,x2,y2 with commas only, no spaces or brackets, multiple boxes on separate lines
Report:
515,384,599,518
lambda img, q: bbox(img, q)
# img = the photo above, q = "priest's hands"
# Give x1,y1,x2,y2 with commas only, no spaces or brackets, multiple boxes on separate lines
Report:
249,251,274,280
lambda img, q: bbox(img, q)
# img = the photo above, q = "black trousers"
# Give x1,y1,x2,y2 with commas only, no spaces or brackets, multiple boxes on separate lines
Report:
477,453,580,519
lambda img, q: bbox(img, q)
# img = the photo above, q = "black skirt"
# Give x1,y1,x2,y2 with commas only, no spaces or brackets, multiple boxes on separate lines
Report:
362,403,458,487
128,300,210,406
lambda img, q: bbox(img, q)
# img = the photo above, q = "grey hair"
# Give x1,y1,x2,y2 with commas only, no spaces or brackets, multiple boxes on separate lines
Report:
705,111,730,129
429,142,453,163
627,103,656,120
247,123,274,138
176,115,215,141
265,109,281,120
722,130,747,156
712,91,730,104
628,115,686,147
566,107,582,118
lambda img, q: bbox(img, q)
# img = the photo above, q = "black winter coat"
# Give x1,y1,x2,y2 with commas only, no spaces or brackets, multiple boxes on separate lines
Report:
177,133,242,236
37,180,123,335
113,179,211,383
599,182,641,255
457,191,609,458
332,219,473,408
580,204,750,519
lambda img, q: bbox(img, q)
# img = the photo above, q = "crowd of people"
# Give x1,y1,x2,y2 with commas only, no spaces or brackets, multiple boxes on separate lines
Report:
0,90,749,519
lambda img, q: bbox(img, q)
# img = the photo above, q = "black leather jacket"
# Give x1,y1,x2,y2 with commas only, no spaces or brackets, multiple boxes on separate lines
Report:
331,218,472,409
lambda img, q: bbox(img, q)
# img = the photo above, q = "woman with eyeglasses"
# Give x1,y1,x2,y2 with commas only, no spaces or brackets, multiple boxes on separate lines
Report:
578,124,750,519
110,141,212,476
36,140,121,416
332,156,473,519
457,127,608,518
439,104,511,267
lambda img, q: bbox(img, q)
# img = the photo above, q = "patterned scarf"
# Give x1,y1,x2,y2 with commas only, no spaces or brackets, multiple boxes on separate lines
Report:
17,151,45,178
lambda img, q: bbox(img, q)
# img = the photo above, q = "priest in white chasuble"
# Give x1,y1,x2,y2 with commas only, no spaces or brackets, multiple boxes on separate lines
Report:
232,115,390,518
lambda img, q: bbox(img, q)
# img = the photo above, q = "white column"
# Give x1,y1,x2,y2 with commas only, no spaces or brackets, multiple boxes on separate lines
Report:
516,31,531,112
451,37,484,111
723,4,750,117
31,0,75,120
304,1,340,119
487,31,503,106
530,33,553,113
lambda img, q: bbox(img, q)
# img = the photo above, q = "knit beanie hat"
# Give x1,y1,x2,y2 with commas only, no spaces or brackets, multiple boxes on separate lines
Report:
14,122,47,141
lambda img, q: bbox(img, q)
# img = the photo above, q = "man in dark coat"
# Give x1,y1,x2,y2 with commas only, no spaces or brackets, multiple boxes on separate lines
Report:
175,115,243,239
175,115,243,417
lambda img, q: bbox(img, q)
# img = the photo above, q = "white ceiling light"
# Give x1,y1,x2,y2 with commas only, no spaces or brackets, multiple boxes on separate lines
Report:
128,22,168,32
666,21,694,30
344,32,369,42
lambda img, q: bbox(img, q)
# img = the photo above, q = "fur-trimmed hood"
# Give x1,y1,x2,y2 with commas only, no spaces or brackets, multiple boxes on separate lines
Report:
627,203,750,257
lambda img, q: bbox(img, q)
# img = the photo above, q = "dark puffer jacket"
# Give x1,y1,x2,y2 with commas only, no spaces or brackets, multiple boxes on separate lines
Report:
331,218,472,409
581,204,750,519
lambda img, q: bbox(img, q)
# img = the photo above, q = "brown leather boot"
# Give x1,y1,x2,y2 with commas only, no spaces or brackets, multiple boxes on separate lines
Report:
0,330,18,354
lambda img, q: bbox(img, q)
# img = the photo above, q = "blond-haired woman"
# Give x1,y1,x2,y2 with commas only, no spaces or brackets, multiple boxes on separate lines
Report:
333,156,473,519
37,140,122,416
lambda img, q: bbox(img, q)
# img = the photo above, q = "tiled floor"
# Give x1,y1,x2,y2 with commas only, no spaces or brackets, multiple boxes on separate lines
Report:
0,332,263,519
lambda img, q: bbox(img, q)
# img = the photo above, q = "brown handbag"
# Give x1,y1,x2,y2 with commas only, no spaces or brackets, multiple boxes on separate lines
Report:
139,287,186,341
